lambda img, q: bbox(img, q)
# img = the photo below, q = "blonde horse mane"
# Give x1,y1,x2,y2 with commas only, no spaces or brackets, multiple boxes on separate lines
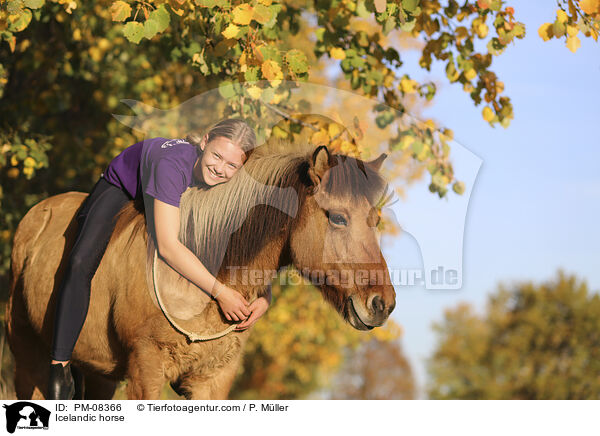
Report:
177,140,312,276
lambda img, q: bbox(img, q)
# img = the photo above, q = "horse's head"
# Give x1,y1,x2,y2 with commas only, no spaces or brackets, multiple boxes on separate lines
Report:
290,146,396,330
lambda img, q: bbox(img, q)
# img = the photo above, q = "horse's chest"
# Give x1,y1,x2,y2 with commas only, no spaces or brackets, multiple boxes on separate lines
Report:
166,334,245,377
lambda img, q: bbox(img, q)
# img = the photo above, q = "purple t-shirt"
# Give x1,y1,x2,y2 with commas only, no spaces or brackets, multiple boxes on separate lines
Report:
103,137,200,207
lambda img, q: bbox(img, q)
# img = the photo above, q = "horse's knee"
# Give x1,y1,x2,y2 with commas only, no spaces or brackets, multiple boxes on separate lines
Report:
126,345,165,400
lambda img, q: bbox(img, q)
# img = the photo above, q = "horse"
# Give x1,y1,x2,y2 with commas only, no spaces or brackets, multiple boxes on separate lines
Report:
6,143,396,400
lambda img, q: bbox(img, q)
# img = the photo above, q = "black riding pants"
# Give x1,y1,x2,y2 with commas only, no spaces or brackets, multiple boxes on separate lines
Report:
50,176,131,361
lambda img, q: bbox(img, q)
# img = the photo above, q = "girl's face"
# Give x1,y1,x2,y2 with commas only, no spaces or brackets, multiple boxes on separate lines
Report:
195,135,247,186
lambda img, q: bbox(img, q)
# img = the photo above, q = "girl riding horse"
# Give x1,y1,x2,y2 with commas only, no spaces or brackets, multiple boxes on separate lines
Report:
48,119,270,399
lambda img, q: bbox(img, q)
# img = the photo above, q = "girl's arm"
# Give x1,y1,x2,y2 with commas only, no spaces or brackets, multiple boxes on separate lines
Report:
153,198,251,322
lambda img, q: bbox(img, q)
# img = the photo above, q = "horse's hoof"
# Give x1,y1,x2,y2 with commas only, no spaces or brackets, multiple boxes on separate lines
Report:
47,363,75,400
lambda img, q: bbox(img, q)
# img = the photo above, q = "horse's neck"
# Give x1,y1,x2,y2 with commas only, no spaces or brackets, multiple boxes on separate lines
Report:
220,229,288,300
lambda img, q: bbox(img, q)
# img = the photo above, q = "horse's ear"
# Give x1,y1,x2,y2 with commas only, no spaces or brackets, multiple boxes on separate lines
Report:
366,153,387,172
308,145,332,187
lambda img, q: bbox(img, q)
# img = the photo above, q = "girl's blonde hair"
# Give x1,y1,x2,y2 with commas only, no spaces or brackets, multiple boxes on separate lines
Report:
185,118,257,161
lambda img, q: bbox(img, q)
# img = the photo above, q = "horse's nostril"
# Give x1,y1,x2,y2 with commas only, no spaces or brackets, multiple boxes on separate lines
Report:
372,295,385,313
388,300,396,314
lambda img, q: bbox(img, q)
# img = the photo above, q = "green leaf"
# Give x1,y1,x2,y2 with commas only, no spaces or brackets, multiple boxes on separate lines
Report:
23,0,44,9
402,0,419,13
143,19,160,39
489,0,502,11
8,9,32,32
253,4,273,25
285,49,308,74
7,0,24,14
195,0,228,7
350,56,366,68
218,80,236,98
356,0,371,18
149,4,170,32
382,16,396,35
123,21,144,44
401,19,416,31
258,45,281,62
244,66,260,82
411,140,423,155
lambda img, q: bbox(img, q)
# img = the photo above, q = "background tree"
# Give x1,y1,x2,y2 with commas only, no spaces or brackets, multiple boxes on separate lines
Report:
327,337,415,399
428,271,600,399
229,270,403,400
3,0,599,285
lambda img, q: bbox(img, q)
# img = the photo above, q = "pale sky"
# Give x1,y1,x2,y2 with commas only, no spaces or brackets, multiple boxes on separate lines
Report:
383,1,600,397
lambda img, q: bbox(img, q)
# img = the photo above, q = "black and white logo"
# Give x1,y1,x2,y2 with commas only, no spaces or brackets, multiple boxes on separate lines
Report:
2,402,51,433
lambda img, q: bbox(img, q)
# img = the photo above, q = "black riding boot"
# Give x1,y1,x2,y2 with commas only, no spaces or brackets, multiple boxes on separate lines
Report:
48,362,75,400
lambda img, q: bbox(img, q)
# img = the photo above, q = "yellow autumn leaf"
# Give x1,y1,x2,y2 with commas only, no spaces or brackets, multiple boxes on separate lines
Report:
400,77,418,94
311,128,330,145
400,135,415,150
261,60,283,81
424,119,436,129
476,22,488,38
327,122,343,139
98,38,110,51
556,9,568,23
567,25,579,36
330,47,346,60
232,4,253,25
272,125,288,138
442,128,454,140
538,22,553,41
566,35,581,52
339,140,355,154
88,46,102,62
23,157,36,168
246,85,263,100
579,0,600,15
110,0,132,22
222,23,240,39
482,106,495,122
464,68,477,81
383,74,394,88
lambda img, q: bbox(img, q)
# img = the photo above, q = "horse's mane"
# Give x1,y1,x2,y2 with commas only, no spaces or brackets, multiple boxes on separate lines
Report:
178,139,389,275
113,139,389,277
177,142,310,275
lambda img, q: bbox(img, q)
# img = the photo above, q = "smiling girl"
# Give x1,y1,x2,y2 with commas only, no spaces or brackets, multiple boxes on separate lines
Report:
48,119,269,399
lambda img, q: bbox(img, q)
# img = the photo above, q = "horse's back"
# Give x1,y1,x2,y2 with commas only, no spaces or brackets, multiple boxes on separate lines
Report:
9,191,86,333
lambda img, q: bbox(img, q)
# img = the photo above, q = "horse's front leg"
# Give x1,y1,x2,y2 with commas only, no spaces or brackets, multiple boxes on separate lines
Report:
126,339,166,400
174,350,243,400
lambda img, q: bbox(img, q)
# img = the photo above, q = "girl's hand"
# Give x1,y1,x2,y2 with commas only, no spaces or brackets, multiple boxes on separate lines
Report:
235,297,270,331
215,284,251,322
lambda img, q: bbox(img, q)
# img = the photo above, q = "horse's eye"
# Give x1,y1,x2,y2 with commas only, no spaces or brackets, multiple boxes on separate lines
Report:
328,212,348,227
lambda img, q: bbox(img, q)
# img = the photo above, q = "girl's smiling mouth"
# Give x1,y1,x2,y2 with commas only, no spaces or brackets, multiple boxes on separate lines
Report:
208,167,222,179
